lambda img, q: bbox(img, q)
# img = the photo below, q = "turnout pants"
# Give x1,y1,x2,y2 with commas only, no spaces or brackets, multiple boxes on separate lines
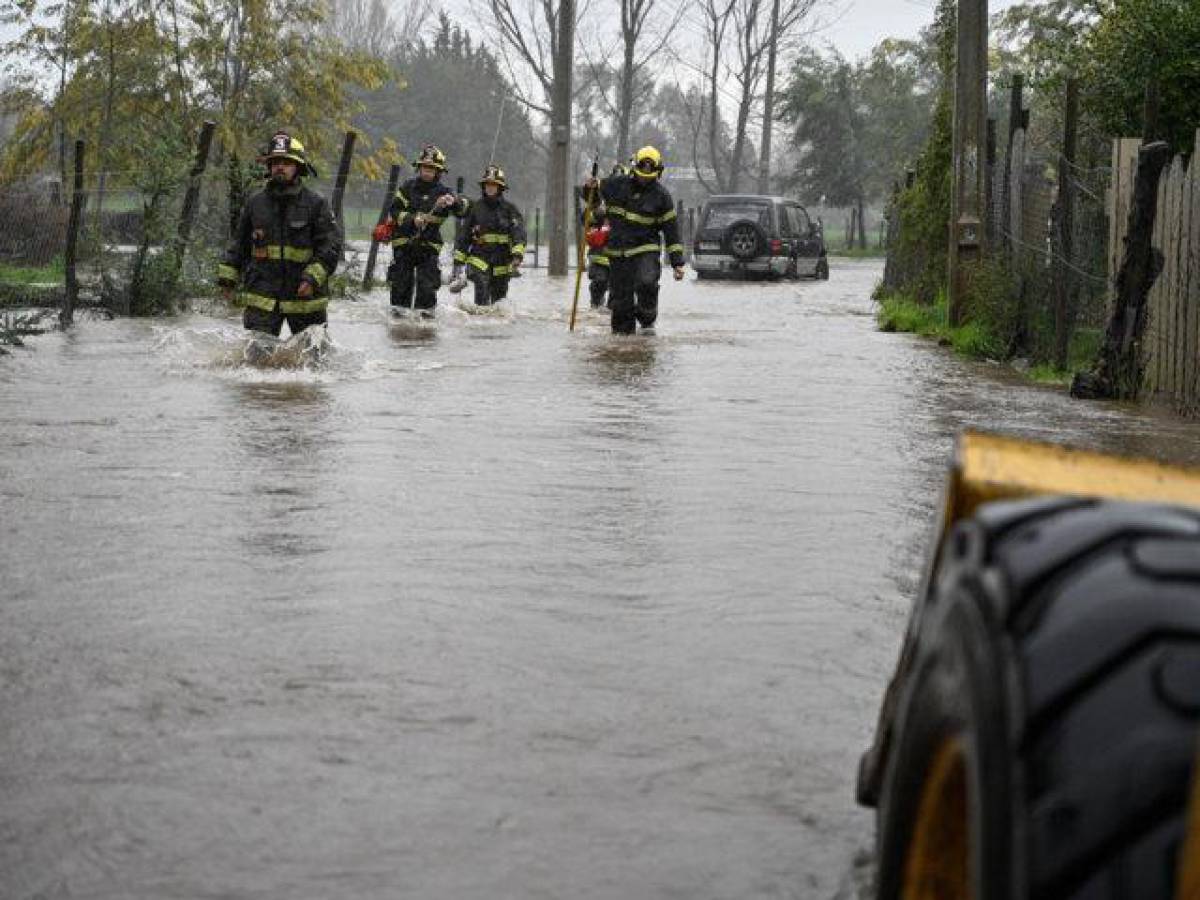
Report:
607,253,661,334
244,305,327,337
588,262,609,308
389,249,441,310
468,267,511,306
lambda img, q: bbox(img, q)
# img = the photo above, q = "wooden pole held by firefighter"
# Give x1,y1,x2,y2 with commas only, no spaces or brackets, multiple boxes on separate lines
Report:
569,159,598,331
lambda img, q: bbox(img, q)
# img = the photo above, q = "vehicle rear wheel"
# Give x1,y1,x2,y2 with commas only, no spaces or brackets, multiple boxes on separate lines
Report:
816,257,829,280
722,219,766,262
874,498,1200,900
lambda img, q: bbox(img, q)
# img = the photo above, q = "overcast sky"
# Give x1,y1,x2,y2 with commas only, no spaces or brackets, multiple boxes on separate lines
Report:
809,0,1019,60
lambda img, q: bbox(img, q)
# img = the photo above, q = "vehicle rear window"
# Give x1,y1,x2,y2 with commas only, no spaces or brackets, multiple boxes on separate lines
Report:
703,202,771,230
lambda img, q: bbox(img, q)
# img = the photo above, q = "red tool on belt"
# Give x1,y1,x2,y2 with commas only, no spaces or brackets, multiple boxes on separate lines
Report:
585,222,610,249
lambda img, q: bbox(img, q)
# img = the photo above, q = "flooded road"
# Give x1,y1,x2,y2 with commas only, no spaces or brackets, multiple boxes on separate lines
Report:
4,259,1200,899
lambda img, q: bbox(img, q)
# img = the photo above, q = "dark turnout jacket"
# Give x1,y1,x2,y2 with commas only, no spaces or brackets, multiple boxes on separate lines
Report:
453,196,527,276
218,181,341,315
595,174,684,268
389,176,470,254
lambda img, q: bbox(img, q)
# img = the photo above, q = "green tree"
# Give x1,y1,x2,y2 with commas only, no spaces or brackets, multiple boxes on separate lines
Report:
1081,0,1200,150
354,14,539,205
777,39,936,245
878,0,955,304
0,0,389,182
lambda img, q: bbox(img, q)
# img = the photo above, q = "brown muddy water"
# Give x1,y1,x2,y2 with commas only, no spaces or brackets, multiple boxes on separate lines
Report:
3,259,1200,899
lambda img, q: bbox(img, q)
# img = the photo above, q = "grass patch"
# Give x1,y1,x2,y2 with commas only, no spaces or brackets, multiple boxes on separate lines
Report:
877,291,948,339
876,290,1006,359
877,289,1106,388
828,246,886,259
0,258,65,285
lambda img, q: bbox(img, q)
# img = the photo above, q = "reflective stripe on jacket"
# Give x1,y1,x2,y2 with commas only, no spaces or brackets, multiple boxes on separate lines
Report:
595,175,684,268
218,182,341,313
390,176,469,254
452,195,526,276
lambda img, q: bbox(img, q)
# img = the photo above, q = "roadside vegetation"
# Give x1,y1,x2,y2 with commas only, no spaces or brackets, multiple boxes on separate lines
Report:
873,0,1199,388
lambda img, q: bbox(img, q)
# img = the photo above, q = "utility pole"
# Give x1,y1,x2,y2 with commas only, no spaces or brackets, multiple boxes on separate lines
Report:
547,0,576,277
947,0,988,327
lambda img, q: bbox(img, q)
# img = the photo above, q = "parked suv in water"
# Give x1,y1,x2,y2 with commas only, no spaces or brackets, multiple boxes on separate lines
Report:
691,194,829,280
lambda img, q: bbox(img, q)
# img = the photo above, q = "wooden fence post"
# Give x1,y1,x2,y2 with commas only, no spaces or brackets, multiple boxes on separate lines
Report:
534,207,541,269
1053,79,1078,370
454,175,465,253
1071,140,1172,400
330,131,356,237
362,163,401,290
1001,74,1023,259
985,117,996,248
62,139,85,327
173,120,215,284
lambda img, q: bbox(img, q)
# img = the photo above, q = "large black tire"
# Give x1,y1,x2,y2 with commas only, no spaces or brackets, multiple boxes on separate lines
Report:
873,497,1200,900
722,219,766,261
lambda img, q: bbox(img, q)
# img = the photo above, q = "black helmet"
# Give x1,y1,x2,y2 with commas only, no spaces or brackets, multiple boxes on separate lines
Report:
258,131,317,176
414,144,448,172
480,164,507,190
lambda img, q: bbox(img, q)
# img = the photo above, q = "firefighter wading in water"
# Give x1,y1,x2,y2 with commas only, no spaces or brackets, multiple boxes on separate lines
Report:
374,145,469,317
584,146,685,335
583,162,627,310
218,132,341,336
451,165,527,306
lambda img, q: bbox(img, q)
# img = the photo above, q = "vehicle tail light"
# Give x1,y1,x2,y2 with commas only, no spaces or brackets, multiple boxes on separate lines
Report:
770,239,783,254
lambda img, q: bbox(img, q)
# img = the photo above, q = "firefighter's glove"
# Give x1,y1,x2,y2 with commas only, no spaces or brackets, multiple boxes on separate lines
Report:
372,219,394,242
297,278,315,299
434,194,456,210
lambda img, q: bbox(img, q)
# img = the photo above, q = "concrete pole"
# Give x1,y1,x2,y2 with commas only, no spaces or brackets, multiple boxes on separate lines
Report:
948,0,988,327
547,0,575,277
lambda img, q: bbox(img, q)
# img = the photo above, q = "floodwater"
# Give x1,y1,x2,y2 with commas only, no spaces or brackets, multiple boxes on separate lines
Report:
3,259,1200,900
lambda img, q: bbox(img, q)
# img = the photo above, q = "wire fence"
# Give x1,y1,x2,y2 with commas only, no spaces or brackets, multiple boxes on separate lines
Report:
883,95,1117,369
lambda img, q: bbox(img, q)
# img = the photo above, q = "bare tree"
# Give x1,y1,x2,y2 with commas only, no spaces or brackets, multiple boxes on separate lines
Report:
698,0,737,190
756,0,779,192
726,0,816,191
330,0,432,56
474,0,582,274
684,0,816,193
578,0,684,161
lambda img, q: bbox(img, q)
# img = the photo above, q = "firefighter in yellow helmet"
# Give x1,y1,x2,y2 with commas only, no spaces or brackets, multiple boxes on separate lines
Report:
583,145,685,335
372,144,469,318
451,164,527,306
217,131,342,336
